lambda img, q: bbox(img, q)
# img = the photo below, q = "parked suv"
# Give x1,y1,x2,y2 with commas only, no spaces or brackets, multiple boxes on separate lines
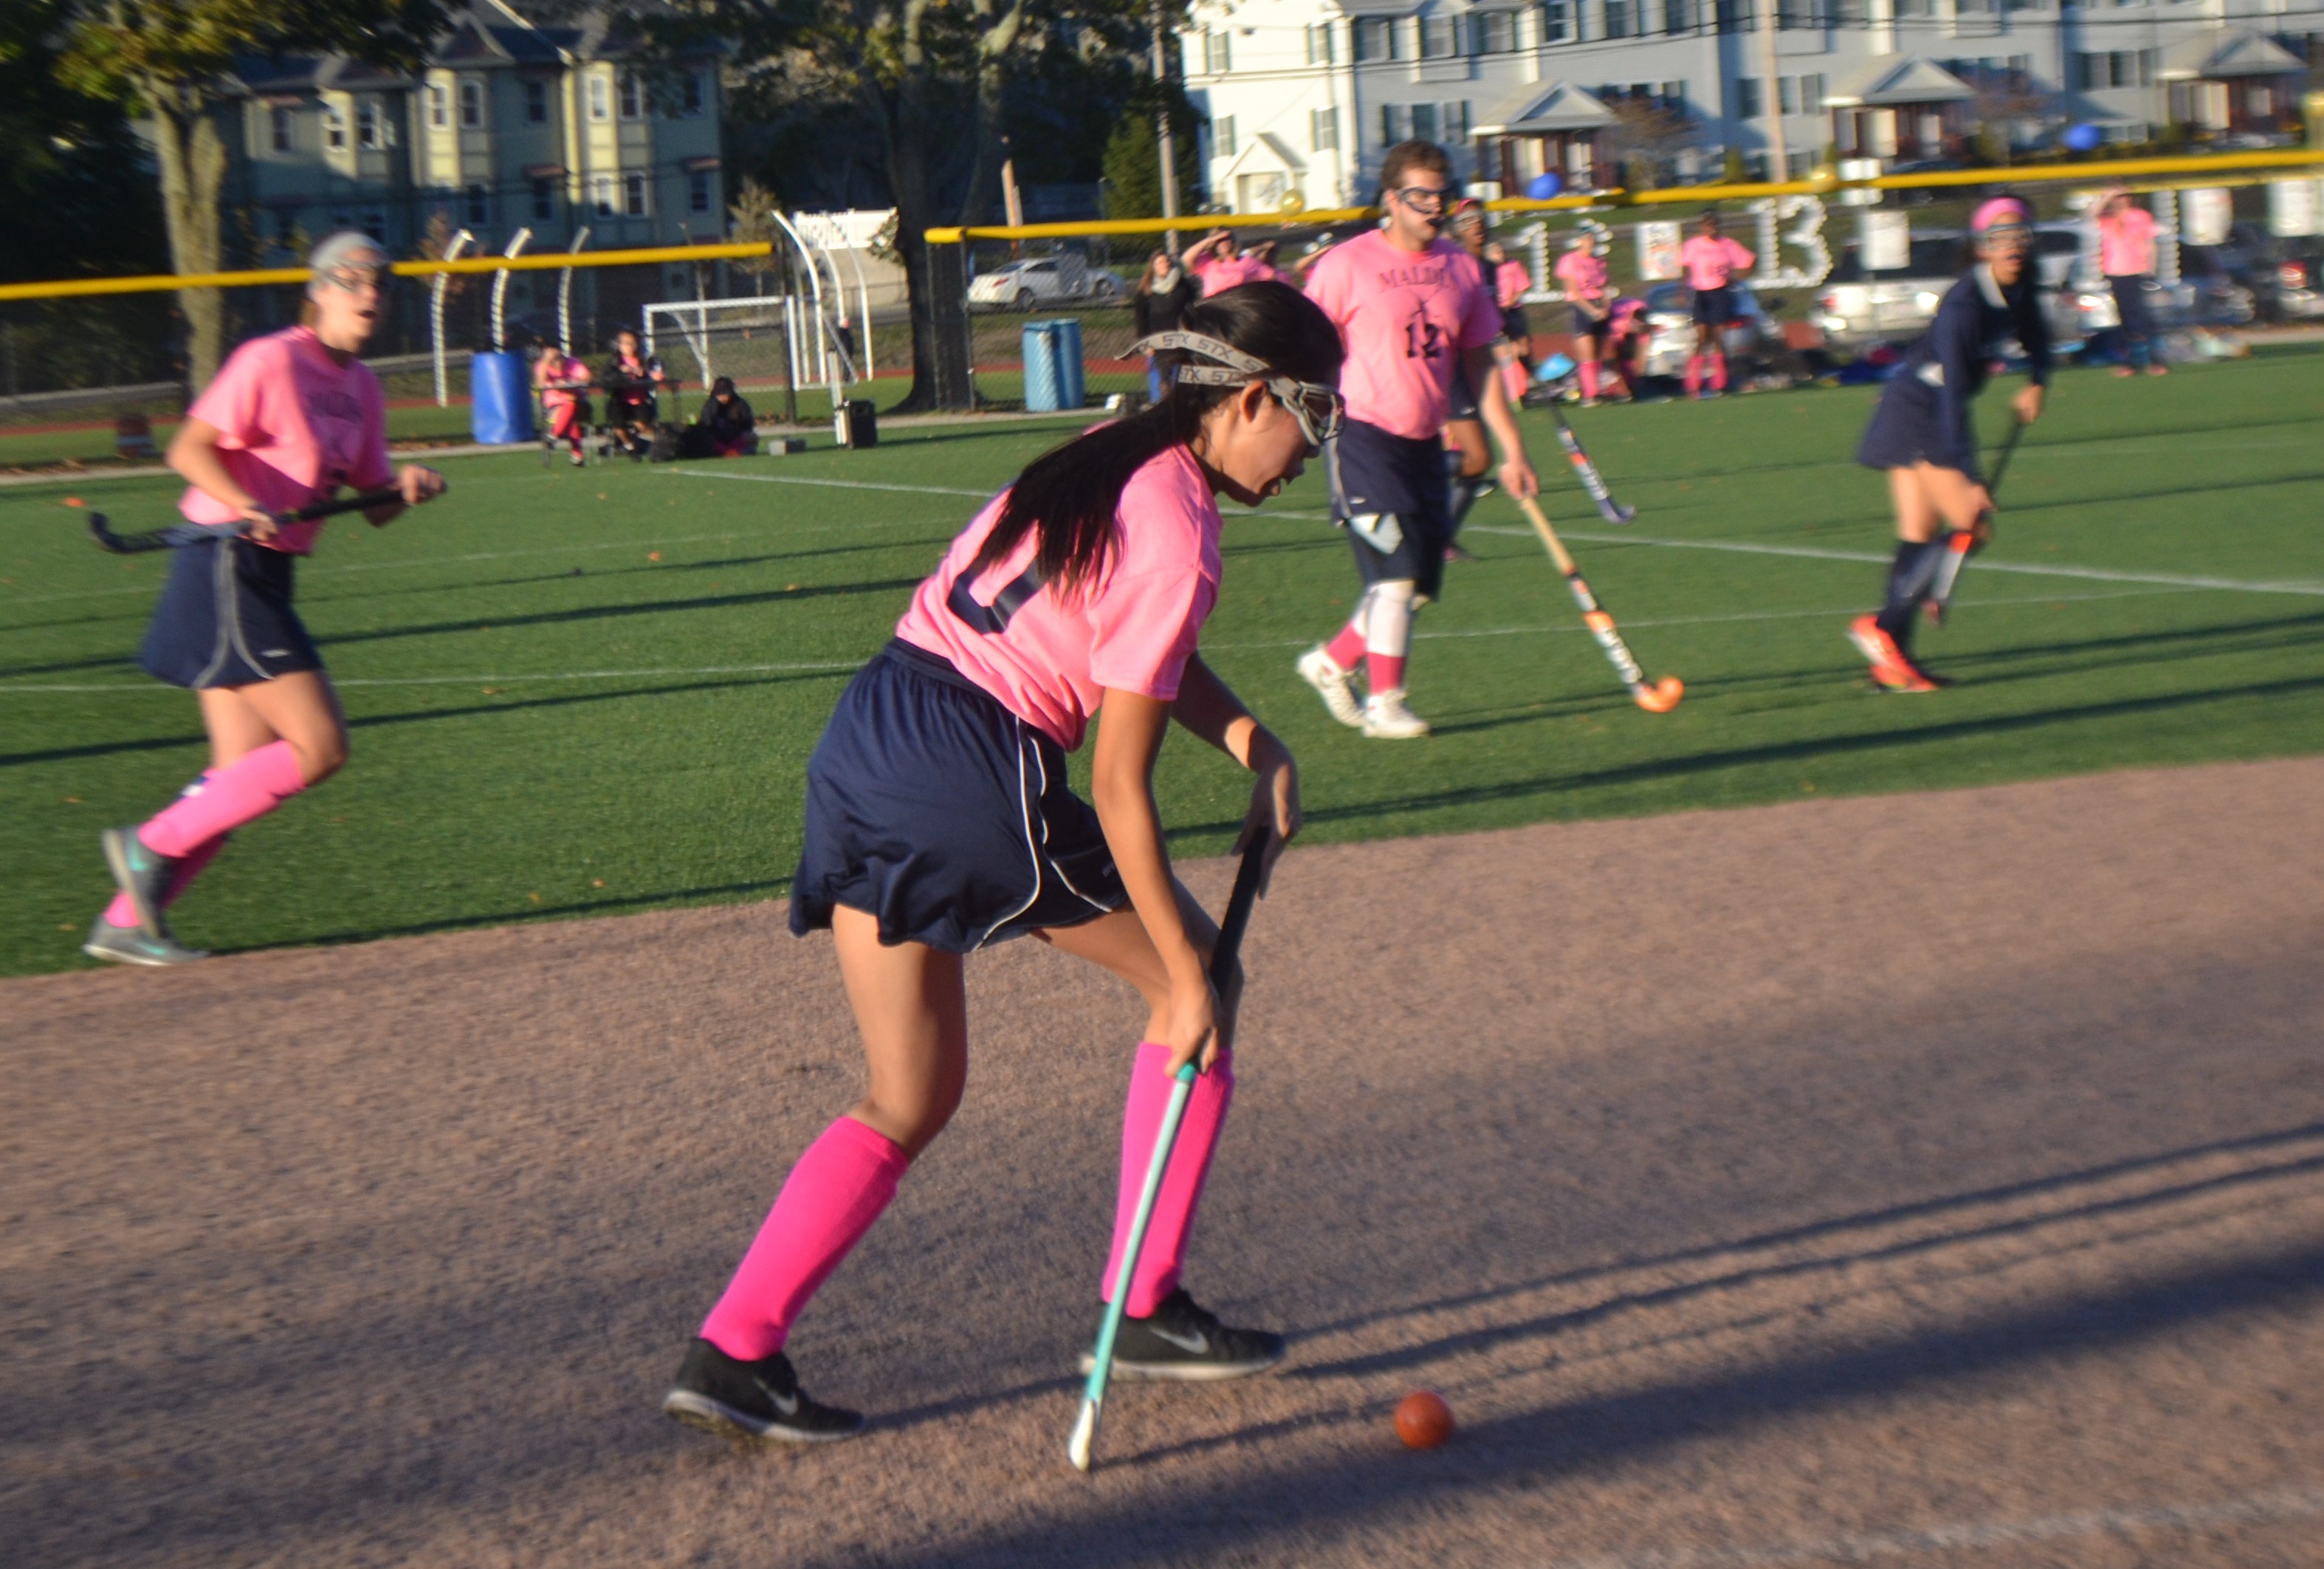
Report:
966,253,1122,310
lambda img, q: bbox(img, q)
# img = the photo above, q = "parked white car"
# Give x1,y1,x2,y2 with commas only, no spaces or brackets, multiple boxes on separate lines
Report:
966,254,1122,310
1638,280,1787,378
1816,225,2086,347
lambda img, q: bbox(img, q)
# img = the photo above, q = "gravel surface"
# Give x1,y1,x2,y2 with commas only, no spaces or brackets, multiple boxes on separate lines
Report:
7,758,2320,1568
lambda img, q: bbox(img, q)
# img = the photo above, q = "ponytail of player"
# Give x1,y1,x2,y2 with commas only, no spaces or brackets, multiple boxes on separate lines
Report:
969,280,1343,601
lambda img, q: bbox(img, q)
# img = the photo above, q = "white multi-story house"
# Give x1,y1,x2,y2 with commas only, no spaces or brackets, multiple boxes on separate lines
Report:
220,1,726,261
1182,0,2315,211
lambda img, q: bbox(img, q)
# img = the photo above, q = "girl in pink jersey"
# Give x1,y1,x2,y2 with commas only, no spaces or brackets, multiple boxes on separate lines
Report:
1679,212,1755,398
1486,238,1535,405
661,282,1344,1443
87,232,446,967
1554,230,1615,406
532,340,594,464
2097,183,2166,377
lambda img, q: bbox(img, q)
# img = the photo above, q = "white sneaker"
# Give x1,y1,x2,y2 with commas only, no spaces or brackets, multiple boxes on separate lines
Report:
1296,645,1366,729
1361,691,1431,739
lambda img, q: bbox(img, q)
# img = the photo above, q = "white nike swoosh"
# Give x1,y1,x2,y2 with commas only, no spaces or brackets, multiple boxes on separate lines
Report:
755,1379,800,1416
1149,1325,1209,1355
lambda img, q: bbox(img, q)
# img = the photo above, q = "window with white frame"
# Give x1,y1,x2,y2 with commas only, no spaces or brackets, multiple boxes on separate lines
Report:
526,79,549,123
1605,0,1637,37
1203,30,1232,73
1779,75,1796,114
459,80,483,128
1891,0,1929,14
1355,16,1400,60
623,172,647,215
619,72,642,119
1311,105,1340,151
591,173,617,215
688,171,711,212
1420,15,1462,56
323,104,346,149
1412,103,1439,140
357,100,382,148
465,182,489,224
1733,76,1762,117
1445,100,1471,139
269,105,293,153
1306,23,1336,63
1799,72,1823,112
1215,115,1237,158
1471,10,1519,51
532,178,556,220
1380,103,1409,146
588,75,611,121
1540,0,1575,44
427,84,447,128
1665,0,1695,30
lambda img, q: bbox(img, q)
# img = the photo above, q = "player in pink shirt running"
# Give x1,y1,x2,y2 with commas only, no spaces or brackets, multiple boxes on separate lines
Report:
88,232,447,967
1293,140,1540,740
1554,230,1615,405
1679,212,1755,398
661,282,1342,1443
2097,182,2166,377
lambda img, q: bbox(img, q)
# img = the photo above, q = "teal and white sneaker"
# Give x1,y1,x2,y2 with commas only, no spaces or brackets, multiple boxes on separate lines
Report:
100,827,180,938
83,913,206,967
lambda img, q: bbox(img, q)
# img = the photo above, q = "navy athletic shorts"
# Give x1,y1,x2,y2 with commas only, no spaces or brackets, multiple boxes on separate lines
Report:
1691,285,1737,328
1327,418,1453,602
138,534,323,690
1502,304,1532,346
1854,376,1975,477
1446,366,1479,423
789,639,1128,953
1568,305,1611,341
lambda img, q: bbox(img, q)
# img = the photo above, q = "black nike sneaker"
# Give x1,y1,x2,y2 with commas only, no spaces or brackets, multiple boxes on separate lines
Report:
1078,1287,1288,1381
661,1339,865,1443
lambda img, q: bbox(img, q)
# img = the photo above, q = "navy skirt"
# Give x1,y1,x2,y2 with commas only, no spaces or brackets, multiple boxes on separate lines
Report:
1856,377,1975,478
139,535,323,690
1327,419,1454,601
789,640,1128,953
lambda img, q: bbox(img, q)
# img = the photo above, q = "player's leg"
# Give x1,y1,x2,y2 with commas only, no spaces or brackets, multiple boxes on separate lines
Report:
1443,416,1491,549
1042,896,1286,1379
1685,317,1711,396
1574,317,1603,405
1849,466,1947,691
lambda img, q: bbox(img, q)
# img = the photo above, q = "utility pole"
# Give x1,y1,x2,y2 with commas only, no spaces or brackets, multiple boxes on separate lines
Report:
1756,0,1787,180
1152,0,1180,255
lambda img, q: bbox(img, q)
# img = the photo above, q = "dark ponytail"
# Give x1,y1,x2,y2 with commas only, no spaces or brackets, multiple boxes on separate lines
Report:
968,279,1344,600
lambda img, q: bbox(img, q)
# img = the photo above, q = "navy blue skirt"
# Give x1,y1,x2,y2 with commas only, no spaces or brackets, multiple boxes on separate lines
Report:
139,535,323,690
1856,377,1976,478
789,640,1128,953
1327,419,1454,601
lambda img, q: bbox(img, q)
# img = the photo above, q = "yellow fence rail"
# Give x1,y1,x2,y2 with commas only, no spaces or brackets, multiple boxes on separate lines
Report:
0,239,775,304
924,146,2324,243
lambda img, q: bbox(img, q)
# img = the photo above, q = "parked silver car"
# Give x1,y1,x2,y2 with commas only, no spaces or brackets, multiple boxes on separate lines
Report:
1639,280,1787,378
1816,225,2086,346
966,253,1122,311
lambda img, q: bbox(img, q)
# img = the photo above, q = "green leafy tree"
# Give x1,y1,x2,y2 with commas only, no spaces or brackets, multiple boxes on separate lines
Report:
1099,94,1202,220
54,0,452,387
622,0,1176,411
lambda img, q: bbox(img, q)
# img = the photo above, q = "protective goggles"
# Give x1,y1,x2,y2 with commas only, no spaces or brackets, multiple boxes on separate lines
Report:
1132,330,1345,447
1976,220,2032,249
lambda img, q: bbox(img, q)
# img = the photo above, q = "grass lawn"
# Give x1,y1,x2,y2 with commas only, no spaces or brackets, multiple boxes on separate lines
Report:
4,348,2321,975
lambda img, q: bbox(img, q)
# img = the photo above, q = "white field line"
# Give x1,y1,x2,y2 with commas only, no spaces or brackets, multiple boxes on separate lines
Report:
0,660,862,696
1563,1486,2324,1569
0,588,2198,696
1465,524,2324,598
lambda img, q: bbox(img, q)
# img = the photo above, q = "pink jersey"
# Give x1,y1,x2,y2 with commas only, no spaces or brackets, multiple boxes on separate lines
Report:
537,352,589,408
178,325,393,555
1553,250,1609,305
2099,205,2159,277
1494,258,1533,309
1302,229,1502,440
893,444,1222,751
1680,234,1754,291
1192,253,1280,296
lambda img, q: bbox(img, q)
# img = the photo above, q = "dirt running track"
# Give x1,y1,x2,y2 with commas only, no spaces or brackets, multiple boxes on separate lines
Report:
7,758,2323,1568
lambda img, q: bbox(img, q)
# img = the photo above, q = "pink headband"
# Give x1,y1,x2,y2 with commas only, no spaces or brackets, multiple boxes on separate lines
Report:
1970,197,2030,234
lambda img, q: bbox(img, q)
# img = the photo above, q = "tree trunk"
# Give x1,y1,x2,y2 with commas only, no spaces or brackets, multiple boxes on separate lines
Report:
145,80,231,394
884,0,976,413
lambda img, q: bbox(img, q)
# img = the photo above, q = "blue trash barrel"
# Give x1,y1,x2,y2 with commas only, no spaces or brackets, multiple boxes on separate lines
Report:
1053,317,1086,411
1022,320,1062,412
470,350,535,443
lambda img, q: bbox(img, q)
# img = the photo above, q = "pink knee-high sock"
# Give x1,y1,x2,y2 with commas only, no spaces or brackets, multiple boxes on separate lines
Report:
1710,352,1728,392
701,1116,910,1361
1578,361,1600,399
1683,356,1702,395
1101,1041,1236,1317
137,741,306,859
1325,621,1367,671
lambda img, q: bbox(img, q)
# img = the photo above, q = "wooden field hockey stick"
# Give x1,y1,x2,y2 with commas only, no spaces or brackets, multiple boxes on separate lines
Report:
1927,418,2026,626
1515,492,1683,713
88,487,410,555
1068,830,1271,1474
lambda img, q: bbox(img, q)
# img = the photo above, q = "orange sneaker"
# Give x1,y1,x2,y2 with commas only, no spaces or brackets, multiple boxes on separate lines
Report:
1848,614,1941,693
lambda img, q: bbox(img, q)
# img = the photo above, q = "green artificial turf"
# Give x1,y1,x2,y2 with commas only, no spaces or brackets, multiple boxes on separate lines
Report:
5,349,2322,975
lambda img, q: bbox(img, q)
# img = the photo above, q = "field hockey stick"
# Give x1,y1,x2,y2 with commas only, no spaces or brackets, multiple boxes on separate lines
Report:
1515,492,1683,714
1068,830,1271,1474
88,487,409,555
1926,418,2026,625
1547,405,1637,525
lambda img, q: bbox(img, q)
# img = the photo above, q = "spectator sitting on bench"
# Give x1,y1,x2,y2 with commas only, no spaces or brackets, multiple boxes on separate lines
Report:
681,377,759,459
534,340,594,465
600,329,669,457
